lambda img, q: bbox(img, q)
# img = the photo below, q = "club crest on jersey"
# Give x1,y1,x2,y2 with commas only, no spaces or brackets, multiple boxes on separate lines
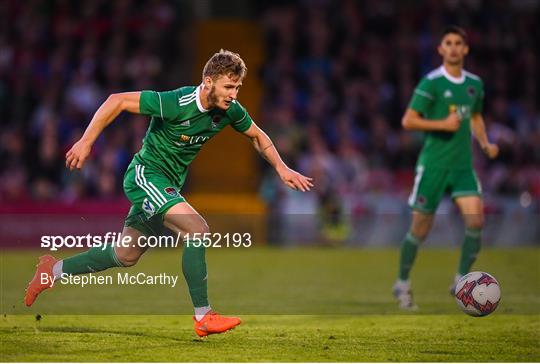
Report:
212,115,223,129
142,198,156,217
467,86,476,97
164,187,178,197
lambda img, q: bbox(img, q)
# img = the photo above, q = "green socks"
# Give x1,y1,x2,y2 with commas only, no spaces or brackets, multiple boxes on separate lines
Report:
398,232,422,281
182,241,209,307
62,245,124,275
458,227,482,275
60,239,210,308
397,227,481,280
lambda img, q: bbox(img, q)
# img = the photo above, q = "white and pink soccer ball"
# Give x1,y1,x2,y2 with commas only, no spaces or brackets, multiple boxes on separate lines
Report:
455,271,501,317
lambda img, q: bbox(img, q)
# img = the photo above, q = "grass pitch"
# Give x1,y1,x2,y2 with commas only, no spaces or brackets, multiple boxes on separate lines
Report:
1,247,539,361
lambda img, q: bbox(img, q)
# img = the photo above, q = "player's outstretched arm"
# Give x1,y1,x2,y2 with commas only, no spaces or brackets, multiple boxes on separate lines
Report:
242,122,314,192
402,108,461,132
66,92,142,170
471,113,499,159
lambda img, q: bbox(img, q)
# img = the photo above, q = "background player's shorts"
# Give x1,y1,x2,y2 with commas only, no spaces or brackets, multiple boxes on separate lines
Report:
123,162,185,236
408,166,482,214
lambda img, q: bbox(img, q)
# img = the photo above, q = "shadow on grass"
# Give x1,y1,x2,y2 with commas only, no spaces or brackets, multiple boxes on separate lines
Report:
0,325,205,344
45,326,204,343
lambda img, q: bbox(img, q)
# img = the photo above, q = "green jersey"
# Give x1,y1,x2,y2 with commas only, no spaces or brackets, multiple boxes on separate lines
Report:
409,66,484,170
135,85,253,186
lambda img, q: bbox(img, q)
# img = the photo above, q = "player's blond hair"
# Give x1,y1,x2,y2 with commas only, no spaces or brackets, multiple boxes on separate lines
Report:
202,49,247,81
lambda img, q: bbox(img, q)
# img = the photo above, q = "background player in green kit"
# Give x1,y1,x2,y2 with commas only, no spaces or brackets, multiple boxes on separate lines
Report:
392,26,499,310
25,49,314,336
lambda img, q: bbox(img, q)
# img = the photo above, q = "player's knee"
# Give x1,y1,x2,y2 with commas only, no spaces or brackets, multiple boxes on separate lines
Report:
466,221,484,231
115,250,142,267
409,225,430,241
182,220,210,236
412,231,428,242
121,257,139,267
410,214,434,240
466,216,484,230
407,231,426,245
193,221,210,235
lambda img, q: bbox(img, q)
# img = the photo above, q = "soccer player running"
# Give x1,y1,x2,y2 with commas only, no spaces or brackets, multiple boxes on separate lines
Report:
25,49,313,336
392,26,499,310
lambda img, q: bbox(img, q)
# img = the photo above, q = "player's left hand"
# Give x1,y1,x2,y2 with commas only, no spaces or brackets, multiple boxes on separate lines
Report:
65,139,92,170
277,165,314,192
482,143,499,159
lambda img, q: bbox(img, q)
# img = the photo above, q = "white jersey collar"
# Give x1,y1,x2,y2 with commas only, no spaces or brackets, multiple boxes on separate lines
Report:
440,65,465,84
196,84,210,113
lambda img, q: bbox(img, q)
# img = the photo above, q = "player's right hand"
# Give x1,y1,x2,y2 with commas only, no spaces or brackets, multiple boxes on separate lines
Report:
65,139,92,170
482,143,499,159
442,112,461,132
277,165,314,192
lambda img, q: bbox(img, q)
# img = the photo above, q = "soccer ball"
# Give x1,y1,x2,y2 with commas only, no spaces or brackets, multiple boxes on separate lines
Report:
454,271,501,317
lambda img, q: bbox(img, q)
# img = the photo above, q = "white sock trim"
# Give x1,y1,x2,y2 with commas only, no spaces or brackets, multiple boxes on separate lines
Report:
395,279,410,287
52,260,63,279
194,305,212,321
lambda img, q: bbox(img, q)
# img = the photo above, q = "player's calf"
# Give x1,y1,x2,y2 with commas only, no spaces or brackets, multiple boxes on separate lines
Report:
456,226,482,282
394,229,426,310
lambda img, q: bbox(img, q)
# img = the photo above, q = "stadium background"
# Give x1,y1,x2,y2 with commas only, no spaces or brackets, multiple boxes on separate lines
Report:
0,0,538,247
0,2,539,361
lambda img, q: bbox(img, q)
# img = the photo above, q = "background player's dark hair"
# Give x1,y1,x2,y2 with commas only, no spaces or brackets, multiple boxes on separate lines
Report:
202,49,248,81
441,25,468,44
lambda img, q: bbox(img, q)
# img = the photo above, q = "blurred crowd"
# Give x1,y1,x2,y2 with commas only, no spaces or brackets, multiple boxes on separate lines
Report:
0,0,193,202
258,0,539,218
1,0,539,213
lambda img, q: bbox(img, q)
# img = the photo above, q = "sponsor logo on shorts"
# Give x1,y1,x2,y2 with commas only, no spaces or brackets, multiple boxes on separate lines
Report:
417,195,427,206
142,198,156,216
164,187,178,197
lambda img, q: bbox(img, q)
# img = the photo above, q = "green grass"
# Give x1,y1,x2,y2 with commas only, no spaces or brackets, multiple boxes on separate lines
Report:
1,247,539,361
2,314,538,362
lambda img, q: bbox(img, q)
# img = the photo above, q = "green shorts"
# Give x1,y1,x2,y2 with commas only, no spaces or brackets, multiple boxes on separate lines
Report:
123,161,185,236
408,166,482,214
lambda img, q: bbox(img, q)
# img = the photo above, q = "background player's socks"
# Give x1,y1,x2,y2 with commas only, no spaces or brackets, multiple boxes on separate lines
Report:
62,245,124,275
182,241,209,307
398,232,422,280
458,227,482,275
194,305,212,321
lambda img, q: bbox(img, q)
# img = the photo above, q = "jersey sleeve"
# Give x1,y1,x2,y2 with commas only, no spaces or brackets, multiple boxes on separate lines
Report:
409,78,436,114
139,90,180,122
228,100,253,132
472,80,484,114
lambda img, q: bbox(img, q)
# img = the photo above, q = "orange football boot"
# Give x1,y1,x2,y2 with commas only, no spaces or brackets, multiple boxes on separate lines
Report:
193,311,241,337
24,255,58,307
